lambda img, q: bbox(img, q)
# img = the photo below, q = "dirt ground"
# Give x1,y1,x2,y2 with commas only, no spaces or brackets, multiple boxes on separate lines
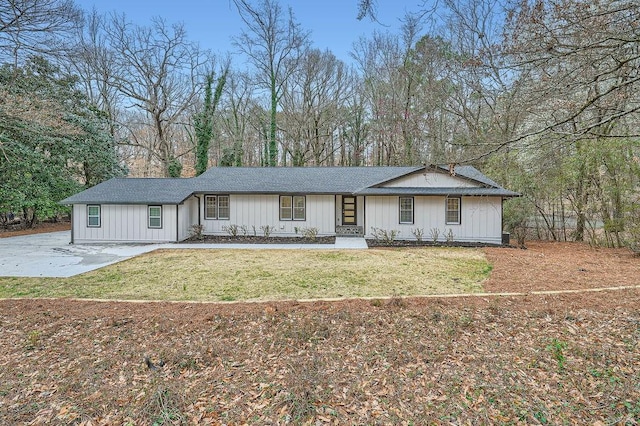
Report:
0,221,70,238
484,240,639,293
0,240,639,424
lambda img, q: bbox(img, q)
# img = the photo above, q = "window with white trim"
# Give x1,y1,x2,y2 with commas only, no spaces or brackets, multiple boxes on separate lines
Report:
148,205,162,228
399,197,414,224
87,205,101,227
446,197,461,225
205,195,230,220
280,195,305,221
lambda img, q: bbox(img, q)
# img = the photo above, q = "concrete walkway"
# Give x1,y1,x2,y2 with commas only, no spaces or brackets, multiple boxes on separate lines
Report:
0,232,368,278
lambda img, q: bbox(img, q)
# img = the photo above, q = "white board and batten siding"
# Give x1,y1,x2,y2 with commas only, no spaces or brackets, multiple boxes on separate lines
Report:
201,194,335,236
365,196,503,244
383,171,476,188
72,204,178,243
178,196,199,241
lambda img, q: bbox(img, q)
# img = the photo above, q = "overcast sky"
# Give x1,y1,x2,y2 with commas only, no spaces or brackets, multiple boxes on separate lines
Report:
74,0,430,64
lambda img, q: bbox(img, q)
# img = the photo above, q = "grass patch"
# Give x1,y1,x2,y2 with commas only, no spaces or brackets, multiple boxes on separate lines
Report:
0,247,491,302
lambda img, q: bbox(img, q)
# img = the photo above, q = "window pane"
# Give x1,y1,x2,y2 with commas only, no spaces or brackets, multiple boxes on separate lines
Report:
446,198,460,224
149,206,162,228
280,196,292,208
280,196,292,220
293,196,305,220
399,197,413,224
400,197,412,210
293,196,305,208
218,196,230,219
400,210,413,223
88,205,100,227
205,196,216,219
280,207,292,220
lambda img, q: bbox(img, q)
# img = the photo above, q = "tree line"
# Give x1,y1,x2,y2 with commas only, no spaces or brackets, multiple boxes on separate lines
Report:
0,0,638,248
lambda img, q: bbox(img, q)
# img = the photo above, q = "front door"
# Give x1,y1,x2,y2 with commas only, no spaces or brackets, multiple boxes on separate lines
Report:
342,196,357,225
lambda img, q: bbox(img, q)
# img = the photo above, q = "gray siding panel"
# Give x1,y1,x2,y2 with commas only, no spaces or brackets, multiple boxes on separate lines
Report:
365,196,502,244
73,204,177,243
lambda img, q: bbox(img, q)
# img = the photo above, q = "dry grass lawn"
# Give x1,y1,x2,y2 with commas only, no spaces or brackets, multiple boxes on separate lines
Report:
0,247,490,301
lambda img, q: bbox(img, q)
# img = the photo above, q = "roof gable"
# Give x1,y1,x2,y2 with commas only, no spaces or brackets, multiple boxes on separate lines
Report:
379,170,477,188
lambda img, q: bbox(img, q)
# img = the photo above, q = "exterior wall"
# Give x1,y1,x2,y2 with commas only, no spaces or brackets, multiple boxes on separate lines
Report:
178,196,199,241
365,196,503,244
201,194,335,236
72,203,178,243
383,171,476,188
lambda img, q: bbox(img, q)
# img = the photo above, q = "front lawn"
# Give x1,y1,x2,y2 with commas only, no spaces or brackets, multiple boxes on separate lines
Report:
0,247,491,301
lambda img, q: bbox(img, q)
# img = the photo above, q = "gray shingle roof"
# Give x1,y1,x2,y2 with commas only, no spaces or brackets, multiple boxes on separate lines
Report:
193,166,421,194
60,165,518,205
60,178,194,205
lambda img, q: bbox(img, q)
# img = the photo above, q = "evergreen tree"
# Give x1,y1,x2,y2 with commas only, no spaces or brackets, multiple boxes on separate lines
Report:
0,57,124,227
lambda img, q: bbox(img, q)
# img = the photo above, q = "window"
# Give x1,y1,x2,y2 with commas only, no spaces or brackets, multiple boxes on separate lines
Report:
217,195,230,219
446,197,461,224
293,196,305,220
280,195,305,221
399,197,414,224
205,195,230,220
280,196,292,220
148,206,162,229
87,205,101,227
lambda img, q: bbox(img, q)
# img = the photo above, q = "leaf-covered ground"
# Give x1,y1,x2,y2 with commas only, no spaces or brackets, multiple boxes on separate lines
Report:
0,241,639,425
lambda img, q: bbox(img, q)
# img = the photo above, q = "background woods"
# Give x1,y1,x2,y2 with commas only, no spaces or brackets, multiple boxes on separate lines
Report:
0,0,638,247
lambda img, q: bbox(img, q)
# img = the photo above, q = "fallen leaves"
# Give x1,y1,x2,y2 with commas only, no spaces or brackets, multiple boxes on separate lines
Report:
1,291,639,424
1,240,640,424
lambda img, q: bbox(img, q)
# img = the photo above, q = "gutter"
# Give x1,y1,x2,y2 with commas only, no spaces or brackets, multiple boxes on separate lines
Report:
176,205,179,242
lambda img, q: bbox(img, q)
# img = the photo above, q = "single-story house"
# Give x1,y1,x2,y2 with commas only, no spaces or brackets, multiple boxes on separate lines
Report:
60,165,519,244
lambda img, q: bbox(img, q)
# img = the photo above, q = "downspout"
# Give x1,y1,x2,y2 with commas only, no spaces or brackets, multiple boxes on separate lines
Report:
70,206,74,244
176,204,179,242
363,196,366,237
334,194,337,234
501,198,504,233
194,195,201,225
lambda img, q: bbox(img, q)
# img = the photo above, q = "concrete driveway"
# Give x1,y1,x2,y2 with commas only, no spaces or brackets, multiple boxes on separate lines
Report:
0,231,159,278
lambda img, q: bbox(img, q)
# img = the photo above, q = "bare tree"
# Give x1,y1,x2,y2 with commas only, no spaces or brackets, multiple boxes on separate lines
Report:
0,0,81,67
103,14,209,177
280,49,350,165
340,75,370,166
232,0,309,166
219,70,259,167
68,11,121,139
352,14,430,166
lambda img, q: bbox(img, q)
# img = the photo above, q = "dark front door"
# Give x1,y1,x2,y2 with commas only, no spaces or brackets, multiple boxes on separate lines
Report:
342,196,357,225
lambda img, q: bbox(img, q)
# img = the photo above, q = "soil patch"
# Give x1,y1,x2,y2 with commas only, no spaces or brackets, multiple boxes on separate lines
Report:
483,240,639,293
185,235,336,244
0,221,70,238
